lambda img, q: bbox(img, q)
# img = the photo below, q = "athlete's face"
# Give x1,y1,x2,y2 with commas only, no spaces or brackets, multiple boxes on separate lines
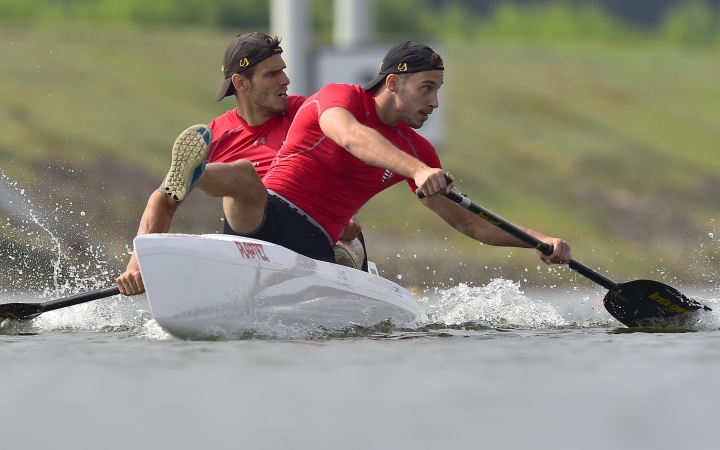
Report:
247,54,290,114
395,70,443,129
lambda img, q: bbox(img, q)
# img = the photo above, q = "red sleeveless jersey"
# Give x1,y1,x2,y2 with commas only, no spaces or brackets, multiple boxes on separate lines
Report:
263,84,442,242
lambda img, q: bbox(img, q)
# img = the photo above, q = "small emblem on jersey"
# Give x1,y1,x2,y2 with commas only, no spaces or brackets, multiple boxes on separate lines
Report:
382,169,394,183
254,138,266,146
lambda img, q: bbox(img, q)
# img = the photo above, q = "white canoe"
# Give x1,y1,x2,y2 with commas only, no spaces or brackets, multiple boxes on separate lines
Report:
134,234,420,339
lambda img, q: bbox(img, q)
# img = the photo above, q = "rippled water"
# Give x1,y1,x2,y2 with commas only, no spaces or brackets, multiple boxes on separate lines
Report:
2,279,720,449
3,174,720,449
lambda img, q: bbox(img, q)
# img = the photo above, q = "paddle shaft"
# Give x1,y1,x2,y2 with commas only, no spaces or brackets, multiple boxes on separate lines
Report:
0,286,121,321
419,188,620,293
41,286,121,313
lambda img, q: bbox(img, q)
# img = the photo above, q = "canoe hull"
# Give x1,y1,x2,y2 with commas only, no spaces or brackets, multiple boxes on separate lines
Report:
134,234,420,339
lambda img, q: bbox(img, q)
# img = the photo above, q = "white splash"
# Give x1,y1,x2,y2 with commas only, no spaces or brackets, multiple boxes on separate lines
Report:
415,278,569,329
138,318,173,340
0,294,156,336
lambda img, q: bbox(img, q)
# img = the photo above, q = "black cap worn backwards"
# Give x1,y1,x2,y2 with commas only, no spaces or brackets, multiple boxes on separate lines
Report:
216,32,283,101
363,41,444,91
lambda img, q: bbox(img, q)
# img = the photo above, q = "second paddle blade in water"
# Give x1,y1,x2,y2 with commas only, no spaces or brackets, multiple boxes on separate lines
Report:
603,279,711,327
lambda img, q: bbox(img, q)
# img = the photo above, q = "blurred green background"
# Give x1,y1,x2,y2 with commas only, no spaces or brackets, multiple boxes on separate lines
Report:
2,0,720,293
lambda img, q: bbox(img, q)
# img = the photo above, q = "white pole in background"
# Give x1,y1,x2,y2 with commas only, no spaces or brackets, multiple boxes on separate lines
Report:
270,0,310,95
333,0,373,48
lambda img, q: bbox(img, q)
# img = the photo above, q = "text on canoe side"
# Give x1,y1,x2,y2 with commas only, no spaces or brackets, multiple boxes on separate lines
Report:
235,241,270,262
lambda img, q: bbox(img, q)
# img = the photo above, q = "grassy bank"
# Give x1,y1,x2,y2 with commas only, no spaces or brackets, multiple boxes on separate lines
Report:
2,26,720,291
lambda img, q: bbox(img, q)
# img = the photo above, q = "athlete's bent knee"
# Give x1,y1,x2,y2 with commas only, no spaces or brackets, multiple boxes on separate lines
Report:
229,160,259,176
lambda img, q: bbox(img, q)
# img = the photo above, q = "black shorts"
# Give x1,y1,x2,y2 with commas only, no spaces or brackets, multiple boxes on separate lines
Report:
223,192,336,263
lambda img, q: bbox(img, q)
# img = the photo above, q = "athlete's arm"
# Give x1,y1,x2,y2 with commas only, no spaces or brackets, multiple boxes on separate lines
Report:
318,107,450,197
339,214,362,241
420,193,572,264
116,189,179,295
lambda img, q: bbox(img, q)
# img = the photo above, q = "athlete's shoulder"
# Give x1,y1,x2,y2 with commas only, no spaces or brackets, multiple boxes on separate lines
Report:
311,83,367,117
208,109,240,134
285,95,307,120
317,83,364,96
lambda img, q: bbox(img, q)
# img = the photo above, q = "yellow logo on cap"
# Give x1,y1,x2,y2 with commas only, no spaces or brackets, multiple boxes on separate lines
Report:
239,57,250,68
398,62,408,72
380,62,384,69
221,65,225,72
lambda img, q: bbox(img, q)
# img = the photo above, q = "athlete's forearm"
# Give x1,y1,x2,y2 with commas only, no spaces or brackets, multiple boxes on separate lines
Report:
465,220,534,247
423,195,532,247
136,189,178,236
119,189,175,296
475,224,571,264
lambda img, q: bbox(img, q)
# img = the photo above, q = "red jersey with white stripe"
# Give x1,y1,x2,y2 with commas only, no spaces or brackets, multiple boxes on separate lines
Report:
205,95,305,178
263,83,442,242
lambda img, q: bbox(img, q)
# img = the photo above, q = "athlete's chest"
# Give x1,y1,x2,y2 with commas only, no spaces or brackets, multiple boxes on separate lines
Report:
211,119,291,163
227,123,288,151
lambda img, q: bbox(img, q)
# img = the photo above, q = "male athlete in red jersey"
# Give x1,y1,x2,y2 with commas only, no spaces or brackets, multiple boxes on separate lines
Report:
263,81,442,243
212,41,572,266
116,32,364,296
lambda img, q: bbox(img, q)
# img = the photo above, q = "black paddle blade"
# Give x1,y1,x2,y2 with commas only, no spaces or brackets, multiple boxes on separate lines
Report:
603,279,712,327
0,302,43,321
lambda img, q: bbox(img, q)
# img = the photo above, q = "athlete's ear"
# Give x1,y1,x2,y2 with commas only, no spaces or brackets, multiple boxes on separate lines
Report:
386,74,399,93
231,73,248,92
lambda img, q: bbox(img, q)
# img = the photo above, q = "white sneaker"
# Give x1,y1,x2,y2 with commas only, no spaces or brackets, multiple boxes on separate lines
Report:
162,124,212,201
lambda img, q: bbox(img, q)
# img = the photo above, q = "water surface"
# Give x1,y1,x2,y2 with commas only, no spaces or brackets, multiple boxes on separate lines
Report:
2,281,719,450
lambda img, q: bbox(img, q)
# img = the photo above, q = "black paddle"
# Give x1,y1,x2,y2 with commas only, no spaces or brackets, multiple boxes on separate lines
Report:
417,182,712,327
0,286,121,321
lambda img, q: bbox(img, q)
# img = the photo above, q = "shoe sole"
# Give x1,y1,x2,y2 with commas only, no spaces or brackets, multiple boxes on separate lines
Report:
164,124,211,201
